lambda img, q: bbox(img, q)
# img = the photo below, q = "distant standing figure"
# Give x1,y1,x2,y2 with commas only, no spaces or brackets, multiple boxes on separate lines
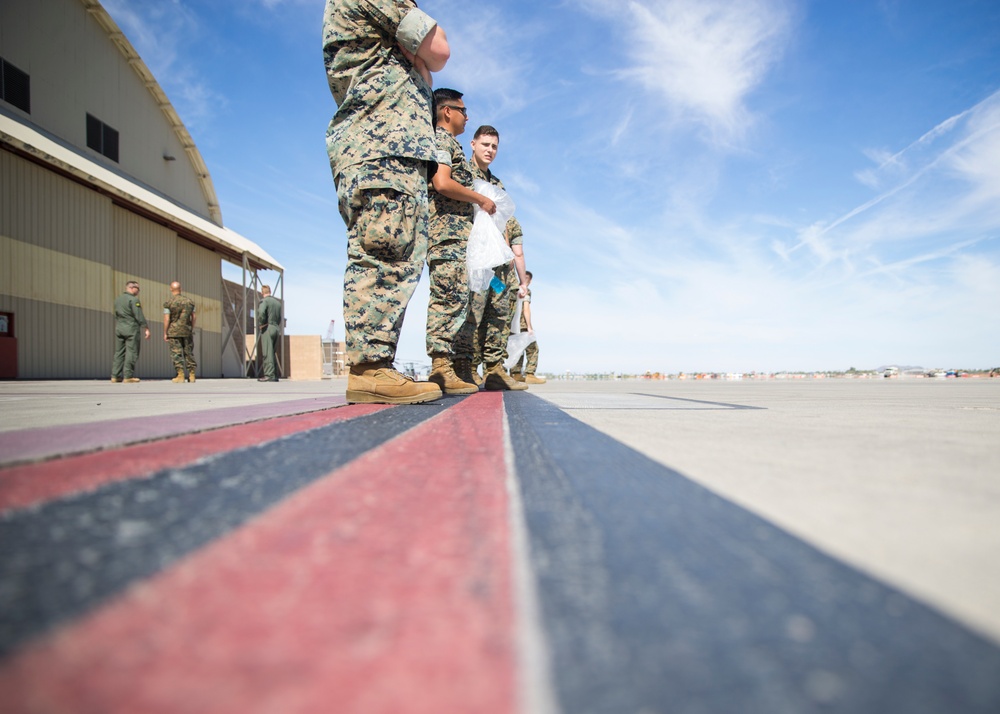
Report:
511,271,546,384
111,280,150,383
163,281,197,383
257,285,282,382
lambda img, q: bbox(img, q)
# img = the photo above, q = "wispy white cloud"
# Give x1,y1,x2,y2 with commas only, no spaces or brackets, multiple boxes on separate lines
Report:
101,0,224,131
509,83,1000,373
794,89,1000,270
575,0,793,146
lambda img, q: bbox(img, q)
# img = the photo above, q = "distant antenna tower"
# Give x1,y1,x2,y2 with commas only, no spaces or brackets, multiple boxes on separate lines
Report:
324,320,336,341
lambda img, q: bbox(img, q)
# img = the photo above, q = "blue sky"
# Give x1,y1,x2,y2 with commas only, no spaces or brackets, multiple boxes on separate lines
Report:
102,0,1000,373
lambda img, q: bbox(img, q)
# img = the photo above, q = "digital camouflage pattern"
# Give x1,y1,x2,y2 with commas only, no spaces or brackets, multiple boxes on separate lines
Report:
324,0,439,366
111,291,147,380
428,127,475,261
323,0,437,172
339,158,429,364
512,287,538,375
513,340,540,376
163,295,196,338
426,127,477,356
168,336,197,374
467,165,523,366
163,293,197,375
426,257,470,357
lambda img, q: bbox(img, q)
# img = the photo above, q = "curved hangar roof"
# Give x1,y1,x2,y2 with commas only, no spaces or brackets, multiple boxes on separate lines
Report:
0,0,282,273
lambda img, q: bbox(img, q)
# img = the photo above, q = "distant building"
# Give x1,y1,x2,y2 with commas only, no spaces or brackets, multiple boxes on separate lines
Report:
0,0,282,379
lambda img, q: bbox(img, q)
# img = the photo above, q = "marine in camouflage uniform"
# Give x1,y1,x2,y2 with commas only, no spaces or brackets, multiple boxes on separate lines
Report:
111,280,150,383
463,126,528,390
427,123,474,357
323,0,448,404
511,275,544,383
423,89,495,394
163,281,197,382
469,207,524,368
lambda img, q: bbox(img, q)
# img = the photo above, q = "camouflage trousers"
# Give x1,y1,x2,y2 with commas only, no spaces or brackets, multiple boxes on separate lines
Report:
512,341,539,375
470,264,516,367
425,258,471,358
336,158,428,366
111,328,141,379
168,336,196,374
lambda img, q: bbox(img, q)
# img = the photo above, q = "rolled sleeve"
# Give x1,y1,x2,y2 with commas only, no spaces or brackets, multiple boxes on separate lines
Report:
397,8,436,55
507,216,524,246
435,149,453,167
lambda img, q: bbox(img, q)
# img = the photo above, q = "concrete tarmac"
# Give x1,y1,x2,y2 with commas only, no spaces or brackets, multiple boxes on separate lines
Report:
1,376,998,712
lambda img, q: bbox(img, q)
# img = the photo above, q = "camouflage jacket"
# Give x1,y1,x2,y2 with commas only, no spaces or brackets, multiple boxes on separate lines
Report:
428,127,476,260
323,0,438,174
163,295,196,338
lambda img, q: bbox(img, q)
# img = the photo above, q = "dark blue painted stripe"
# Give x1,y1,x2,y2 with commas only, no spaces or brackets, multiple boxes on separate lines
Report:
506,393,1000,714
0,400,457,658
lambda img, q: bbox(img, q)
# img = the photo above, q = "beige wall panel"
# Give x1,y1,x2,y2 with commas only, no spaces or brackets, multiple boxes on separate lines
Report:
111,205,175,279
0,150,115,265
1,235,112,313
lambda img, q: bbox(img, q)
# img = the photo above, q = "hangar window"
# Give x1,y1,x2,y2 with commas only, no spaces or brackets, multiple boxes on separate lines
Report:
0,57,31,114
86,113,119,163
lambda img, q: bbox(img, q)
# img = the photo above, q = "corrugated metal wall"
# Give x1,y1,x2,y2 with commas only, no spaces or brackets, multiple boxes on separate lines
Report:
1,149,224,379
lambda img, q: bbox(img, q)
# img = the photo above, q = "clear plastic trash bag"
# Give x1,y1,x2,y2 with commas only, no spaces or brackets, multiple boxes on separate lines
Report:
505,297,536,369
467,179,516,293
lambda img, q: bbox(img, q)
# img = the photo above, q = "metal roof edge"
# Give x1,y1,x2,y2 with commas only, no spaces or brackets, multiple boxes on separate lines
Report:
1,114,283,272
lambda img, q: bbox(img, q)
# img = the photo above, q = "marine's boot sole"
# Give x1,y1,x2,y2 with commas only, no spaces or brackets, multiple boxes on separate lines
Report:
346,388,442,405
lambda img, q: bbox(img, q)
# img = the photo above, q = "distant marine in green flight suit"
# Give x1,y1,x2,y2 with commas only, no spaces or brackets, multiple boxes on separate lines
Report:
256,285,282,382
111,280,150,383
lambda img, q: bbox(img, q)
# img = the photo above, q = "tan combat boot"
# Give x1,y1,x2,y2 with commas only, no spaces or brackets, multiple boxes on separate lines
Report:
188,373,196,383
171,370,186,383
452,358,480,389
110,376,121,383
347,362,442,405
510,371,526,382
429,356,477,395
123,377,141,383
525,374,547,384
472,363,484,387
484,362,529,391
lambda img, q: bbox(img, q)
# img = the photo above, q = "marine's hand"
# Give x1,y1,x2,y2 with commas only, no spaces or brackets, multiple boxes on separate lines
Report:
518,284,528,299
479,196,497,215
143,328,150,340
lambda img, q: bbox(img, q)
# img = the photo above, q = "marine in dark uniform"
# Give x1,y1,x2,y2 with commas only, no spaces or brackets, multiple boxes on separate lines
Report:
256,285,282,382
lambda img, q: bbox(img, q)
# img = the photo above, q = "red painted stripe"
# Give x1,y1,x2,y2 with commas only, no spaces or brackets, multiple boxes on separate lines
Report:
0,404,389,514
0,393,516,714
